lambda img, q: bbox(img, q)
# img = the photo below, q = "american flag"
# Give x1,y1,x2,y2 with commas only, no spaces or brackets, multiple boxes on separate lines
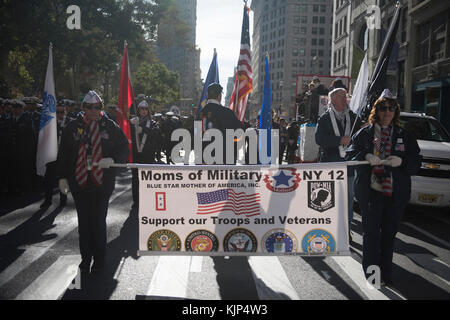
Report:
196,189,260,217
228,4,253,122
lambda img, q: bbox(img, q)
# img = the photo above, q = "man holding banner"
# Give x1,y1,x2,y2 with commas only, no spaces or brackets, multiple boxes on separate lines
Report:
57,91,129,273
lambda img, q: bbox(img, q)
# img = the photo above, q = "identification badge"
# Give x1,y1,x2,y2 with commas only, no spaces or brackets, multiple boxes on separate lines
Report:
339,145,346,158
87,155,92,171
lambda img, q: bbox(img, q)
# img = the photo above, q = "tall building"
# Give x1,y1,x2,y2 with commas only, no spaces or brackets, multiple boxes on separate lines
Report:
250,0,334,121
157,0,202,114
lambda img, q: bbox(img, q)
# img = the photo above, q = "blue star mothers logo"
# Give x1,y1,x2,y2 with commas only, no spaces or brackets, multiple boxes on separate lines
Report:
272,170,293,187
40,91,56,130
263,168,301,193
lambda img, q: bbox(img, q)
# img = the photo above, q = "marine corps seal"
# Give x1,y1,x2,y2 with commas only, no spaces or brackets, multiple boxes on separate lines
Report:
147,229,182,251
185,229,219,252
223,228,258,252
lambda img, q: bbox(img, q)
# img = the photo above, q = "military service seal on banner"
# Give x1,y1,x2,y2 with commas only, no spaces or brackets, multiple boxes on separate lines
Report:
263,168,301,193
185,229,219,252
301,229,336,254
262,229,298,253
308,181,335,212
147,229,182,251
223,228,258,252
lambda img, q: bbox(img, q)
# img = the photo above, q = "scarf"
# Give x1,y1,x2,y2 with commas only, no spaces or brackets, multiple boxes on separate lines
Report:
75,116,103,187
135,116,151,153
371,124,392,196
328,102,350,158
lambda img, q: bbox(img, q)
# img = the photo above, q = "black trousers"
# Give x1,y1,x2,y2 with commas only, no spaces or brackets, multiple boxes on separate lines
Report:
72,190,111,262
361,190,406,281
131,168,139,206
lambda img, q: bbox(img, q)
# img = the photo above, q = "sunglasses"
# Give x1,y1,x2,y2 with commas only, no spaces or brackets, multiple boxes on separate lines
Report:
378,105,396,112
84,105,102,111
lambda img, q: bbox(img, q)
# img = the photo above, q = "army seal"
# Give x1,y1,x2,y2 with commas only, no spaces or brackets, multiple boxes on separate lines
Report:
147,229,182,251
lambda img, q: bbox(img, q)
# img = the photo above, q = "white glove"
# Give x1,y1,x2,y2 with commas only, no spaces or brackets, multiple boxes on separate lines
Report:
130,117,139,125
384,155,402,167
97,157,114,169
59,179,70,195
365,153,381,166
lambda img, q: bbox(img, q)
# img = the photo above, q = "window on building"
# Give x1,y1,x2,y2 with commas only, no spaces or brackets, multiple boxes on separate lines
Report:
312,38,317,46
300,27,307,34
301,16,307,24
313,16,318,24
319,39,324,46
320,16,326,24
313,5,319,12
312,27,318,35
299,49,305,56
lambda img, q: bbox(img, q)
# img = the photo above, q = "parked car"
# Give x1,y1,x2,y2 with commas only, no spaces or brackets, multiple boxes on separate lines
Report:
400,112,450,207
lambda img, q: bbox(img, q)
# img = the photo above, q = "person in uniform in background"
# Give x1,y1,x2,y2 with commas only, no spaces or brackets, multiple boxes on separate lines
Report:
346,89,421,286
286,120,299,164
106,104,118,123
130,100,160,210
40,100,74,208
57,90,129,273
9,99,36,196
315,88,361,239
199,83,242,164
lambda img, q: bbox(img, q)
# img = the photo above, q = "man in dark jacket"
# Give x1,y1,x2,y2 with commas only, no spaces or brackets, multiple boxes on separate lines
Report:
57,91,129,273
315,88,361,237
198,83,242,164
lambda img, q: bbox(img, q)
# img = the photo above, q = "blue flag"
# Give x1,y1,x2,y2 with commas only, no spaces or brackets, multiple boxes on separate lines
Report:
195,49,219,119
259,55,272,162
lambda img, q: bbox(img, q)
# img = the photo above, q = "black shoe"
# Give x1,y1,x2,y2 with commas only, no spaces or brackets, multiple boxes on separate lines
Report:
79,259,92,273
91,259,104,273
40,200,52,208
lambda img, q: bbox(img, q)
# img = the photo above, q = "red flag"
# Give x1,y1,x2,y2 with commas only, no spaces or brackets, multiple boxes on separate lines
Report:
117,41,135,162
228,5,253,123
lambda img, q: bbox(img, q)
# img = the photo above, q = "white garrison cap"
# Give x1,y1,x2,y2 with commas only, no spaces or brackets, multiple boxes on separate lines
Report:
83,90,102,104
138,100,149,108
335,77,342,81
379,89,394,100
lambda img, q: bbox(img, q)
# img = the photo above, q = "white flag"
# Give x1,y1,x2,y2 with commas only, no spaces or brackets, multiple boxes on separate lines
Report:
349,53,368,115
36,43,57,176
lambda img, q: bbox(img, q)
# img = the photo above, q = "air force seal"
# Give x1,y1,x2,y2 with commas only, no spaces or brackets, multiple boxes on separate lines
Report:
223,228,257,252
301,229,336,254
185,229,219,252
147,229,182,251
262,229,298,253
308,181,335,212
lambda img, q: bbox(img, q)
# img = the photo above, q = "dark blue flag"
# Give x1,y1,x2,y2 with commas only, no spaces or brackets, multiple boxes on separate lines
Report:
195,49,219,119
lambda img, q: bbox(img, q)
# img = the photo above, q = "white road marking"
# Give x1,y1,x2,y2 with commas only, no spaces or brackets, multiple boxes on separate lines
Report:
248,256,300,300
146,256,191,299
332,256,391,300
189,256,203,273
402,222,450,249
15,255,81,300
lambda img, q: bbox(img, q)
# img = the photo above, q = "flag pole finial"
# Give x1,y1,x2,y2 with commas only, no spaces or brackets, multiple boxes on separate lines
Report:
396,1,401,8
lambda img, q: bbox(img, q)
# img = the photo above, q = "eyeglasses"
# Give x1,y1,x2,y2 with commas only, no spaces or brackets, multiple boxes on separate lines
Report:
378,105,396,112
84,105,102,111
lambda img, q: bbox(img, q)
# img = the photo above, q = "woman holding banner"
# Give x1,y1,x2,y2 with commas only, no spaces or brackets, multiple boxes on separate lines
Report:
345,89,421,286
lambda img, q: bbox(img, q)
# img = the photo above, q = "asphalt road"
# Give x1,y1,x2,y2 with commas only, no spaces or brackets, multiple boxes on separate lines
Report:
0,170,449,301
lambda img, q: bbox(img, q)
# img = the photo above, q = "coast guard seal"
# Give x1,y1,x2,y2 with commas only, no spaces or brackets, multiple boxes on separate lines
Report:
147,229,182,251
301,229,336,254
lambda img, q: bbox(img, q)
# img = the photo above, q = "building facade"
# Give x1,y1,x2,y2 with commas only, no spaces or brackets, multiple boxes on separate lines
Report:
157,0,202,115
250,0,334,122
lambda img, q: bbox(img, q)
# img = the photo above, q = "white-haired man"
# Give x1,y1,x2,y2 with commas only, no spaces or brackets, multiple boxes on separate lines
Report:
315,88,361,240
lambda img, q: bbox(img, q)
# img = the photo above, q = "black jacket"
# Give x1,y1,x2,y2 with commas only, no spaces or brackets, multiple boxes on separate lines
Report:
199,102,243,164
345,124,422,212
315,109,360,163
57,113,129,194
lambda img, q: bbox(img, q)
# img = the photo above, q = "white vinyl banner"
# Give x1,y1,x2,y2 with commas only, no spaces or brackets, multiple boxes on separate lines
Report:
138,163,350,256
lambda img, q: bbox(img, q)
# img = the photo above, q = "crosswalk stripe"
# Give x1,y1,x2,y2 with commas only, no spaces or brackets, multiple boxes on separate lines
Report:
248,256,300,300
331,256,390,300
402,222,450,249
146,256,192,299
189,256,203,273
15,255,81,300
